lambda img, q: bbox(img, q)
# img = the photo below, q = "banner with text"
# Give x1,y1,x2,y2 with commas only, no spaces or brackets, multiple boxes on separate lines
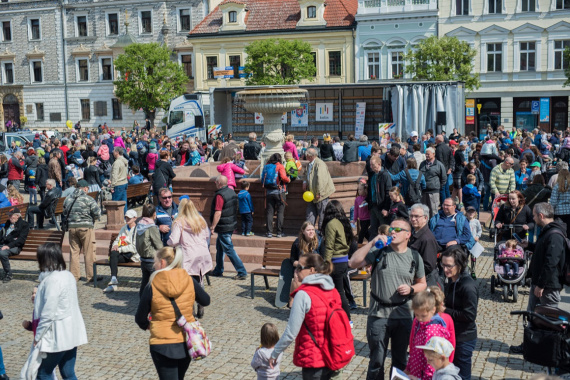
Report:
465,99,475,125
355,102,366,138
316,103,334,121
208,125,222,138
540,97,550,123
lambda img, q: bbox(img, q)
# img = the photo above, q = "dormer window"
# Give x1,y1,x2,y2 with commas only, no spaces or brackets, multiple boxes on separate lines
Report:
307,6,316,18
228,11,237,23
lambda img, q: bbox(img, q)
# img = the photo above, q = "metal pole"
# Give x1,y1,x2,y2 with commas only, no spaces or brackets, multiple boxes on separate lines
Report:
60,0,69,123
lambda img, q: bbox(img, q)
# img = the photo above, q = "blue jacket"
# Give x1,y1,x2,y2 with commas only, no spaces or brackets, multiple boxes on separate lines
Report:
462,184,481,211
128,174,144,185
390,169,426,198
0,193,10,208
358,145,372,161
515,169,531,191
156,202,179,246
429,210,475,250
238,190,254,214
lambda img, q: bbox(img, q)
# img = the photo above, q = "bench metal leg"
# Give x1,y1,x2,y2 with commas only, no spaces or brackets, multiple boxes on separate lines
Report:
93,263,98,288
363,279,367,308
251,274,255,299
52,216,61,232
205,273,211,286
263,275,269,290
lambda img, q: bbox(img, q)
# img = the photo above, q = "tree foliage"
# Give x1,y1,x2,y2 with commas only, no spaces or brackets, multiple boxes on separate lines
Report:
113,43,188,124
404,36,480,91
244,38,316,85
564,47,570,87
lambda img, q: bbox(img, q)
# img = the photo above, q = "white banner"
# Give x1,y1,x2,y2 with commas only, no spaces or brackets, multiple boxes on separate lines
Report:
281,112,287,124
254,112,264,124
316,103,333,121
355,102,366,138
291,103,308,127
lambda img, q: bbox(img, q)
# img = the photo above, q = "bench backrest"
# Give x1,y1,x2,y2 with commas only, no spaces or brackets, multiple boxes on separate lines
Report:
54,192,98,215
0,203,29,224
127,182,151,198
21,230,65,255
263,240,292,267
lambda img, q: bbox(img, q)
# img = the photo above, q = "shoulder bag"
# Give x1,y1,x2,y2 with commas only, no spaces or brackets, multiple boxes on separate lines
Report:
169,297,212,360
61,194,80,232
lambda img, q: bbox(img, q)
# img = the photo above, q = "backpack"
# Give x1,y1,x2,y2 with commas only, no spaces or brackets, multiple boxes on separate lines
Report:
302,287,355,371
542,229,570,286
262,163,279,189
287,160,302,181
404,169,422,206
137,141,147,155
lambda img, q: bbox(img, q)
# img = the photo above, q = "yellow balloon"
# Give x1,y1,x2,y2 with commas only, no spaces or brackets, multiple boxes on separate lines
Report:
303,191,314,203
66,120,73,129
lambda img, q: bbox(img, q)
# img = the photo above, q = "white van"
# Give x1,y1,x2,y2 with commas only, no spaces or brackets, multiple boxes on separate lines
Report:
166,94,206,141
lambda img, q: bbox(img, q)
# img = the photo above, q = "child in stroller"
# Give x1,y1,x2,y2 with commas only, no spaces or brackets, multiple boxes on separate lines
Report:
498,240,524,278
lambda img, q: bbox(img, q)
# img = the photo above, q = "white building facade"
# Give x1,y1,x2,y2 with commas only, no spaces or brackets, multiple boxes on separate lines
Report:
439,0,570,135
0,0,208,131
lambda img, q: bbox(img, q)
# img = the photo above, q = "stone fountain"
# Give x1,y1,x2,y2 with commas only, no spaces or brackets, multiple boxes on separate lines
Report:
235,87,309,164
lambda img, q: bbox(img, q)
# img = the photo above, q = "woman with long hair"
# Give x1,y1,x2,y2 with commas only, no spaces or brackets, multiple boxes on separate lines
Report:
495,190,534,240
523,174,552,210
262,153,290,237
135,247,210,380
550,169,570,236
321,199,354,322
7,184,22,205
168,198,213,317
83,156,103,193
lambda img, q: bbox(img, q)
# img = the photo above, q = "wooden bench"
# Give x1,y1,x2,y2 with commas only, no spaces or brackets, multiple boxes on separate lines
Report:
93,232,211,287
126,182,152,207
10,230,65,261
251,240,291,299
0,203,29,223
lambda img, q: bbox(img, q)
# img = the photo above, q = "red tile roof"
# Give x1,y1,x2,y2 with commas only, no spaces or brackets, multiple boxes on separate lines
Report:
190,0,357,35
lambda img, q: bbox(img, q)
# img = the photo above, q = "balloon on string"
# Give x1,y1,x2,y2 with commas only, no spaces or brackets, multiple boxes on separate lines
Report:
66,120,73,129
303,191,314,203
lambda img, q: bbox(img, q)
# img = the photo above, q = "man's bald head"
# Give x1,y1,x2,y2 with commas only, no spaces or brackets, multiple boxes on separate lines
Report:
436,135,444,143
216,175,228,188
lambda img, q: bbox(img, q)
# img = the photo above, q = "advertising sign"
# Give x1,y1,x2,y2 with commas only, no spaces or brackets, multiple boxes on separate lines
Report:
355,102,366,138
213,66,234,79
238,66,247,79
281,112,287,124
378,123,396,138
316,103,333,121
255,112,264,125
465,99,475,125
540,98,550,123
291,103,308,127
207,125,222,138
531,100,539,115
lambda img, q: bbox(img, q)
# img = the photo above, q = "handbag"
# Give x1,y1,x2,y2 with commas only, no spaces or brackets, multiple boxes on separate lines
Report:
169,297,211,360
61,193,80,232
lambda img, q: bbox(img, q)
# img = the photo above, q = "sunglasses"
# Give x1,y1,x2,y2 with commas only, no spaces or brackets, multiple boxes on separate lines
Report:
161,196,172,199
388,227,408,233
295,265,313,272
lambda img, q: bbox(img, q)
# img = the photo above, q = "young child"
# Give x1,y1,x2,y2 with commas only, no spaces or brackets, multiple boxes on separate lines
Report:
499,239,524,277
466,207,482,242
353,182,370,244
388,187,409,222
462,174,481,213
406,288,454,380
529,161,541,181
27,169,38,205
414,337,461,380
7,184,23,206
128,165,145,185
284,151,301,182
187,143,202,166
251,323,282,380
238,181,254,236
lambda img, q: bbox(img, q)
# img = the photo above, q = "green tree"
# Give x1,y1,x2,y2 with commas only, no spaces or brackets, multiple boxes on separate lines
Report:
563,47,570,87
244,38,316,85
113,42,188,126
404,36,480,91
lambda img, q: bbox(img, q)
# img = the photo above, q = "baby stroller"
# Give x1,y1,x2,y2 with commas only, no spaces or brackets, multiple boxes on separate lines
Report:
511,306,570,374
490,233,530,302
488,194,509,239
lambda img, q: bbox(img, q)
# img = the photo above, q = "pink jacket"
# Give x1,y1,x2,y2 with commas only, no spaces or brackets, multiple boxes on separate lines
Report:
282,141,299,160
216,162,245,189
146,152,158,171
167,221,213,277
114,136,126,149
98,144,110,161
499,247,523,259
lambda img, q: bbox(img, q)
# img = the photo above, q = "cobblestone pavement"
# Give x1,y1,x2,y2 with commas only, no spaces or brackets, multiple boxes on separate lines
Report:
1,229,569,379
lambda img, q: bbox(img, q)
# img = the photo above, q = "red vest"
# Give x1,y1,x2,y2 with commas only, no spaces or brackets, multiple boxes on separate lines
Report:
8,158,23,180
291,283,342,369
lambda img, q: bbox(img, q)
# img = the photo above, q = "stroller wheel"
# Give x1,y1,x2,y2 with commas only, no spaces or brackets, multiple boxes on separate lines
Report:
491,276,496,294
503,285,509,302
513,285,518,302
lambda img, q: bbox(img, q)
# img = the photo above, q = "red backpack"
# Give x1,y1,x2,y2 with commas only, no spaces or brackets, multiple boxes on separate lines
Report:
302,287,355,371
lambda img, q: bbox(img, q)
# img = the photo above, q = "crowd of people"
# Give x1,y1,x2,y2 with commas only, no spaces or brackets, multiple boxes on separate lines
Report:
0,123,568,380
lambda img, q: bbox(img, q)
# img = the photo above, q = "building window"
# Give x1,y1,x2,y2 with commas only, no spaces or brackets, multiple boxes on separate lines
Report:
488,0,502,14
181,54,193,79
80,99,90,121
36,103,44,121
206,56,217,79
307,6,317,18
2,21,11,42
29,18,41,40
228,11,237,23
78,59,88,81
140,11,152,34
179,9,191,31
3,62,13,84
520,42,536,71
95,101,107,117
487,43,502,72
76,15,87,37
229,55,240,78
556,0,570,9
367,52,380,79
311,52,317,77
50,113,61,122
107,13,118,36
112,98,122,120
391,51,404,78
521,0,535,11
456,0,469,15
555,40,570,70
101,58,113,81
328,51,341,76
31,60,42,83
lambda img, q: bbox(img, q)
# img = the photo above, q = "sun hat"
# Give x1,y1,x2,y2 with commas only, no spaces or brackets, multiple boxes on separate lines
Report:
416,337,455,357
530,162,541,168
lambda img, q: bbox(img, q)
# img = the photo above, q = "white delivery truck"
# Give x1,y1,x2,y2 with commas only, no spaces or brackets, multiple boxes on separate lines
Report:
166,94,206,141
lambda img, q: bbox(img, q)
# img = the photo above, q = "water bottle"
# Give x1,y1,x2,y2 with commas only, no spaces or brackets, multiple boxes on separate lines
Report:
375,236,392,250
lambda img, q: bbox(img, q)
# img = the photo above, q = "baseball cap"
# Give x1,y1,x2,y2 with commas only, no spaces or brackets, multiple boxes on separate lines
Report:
410,131,419,137
466,206,477,212
77,179,90,188
35,133,40,138
125,209,138,219
416,337,455,357
179,195,190,202
449,140,458,146
530,162,541,168
8,207,21,216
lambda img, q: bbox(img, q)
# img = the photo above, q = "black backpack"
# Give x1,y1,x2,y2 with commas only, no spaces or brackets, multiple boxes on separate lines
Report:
404,169,422,206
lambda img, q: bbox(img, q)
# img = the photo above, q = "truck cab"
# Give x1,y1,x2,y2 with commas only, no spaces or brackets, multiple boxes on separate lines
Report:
166,94,206,141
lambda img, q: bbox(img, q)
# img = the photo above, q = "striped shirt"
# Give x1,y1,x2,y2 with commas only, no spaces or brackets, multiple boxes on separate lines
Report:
490,165,515,195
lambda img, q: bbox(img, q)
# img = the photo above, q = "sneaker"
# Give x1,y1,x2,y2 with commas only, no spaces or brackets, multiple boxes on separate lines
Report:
266,233,273,238
0,373,10,380
276,234,284,238
233,274,247,281
3,275,12,283
509,344,524,354
457,203,464,210
247,232,255,236
349,302,358,310
103,285,117,293
108,278,118,286
350,321,354,329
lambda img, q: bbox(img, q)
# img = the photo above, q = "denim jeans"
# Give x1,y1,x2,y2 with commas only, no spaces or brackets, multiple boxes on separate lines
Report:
366,316,412,380
214,232,247,277
266,193,285,235
440,173,451,202
453,339,476,380
482,182,492,211
241,212,253,235
0,345,5,375
37,347,77,380
112,183,128,213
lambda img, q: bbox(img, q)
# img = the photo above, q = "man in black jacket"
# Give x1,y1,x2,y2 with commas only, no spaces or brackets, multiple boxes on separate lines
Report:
435,135,453,201
368,156,392,239
511,202,565,354
243,132,262,160
419,148,447,218
27,179,61,229
173,142,191,166
0,207,30,282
